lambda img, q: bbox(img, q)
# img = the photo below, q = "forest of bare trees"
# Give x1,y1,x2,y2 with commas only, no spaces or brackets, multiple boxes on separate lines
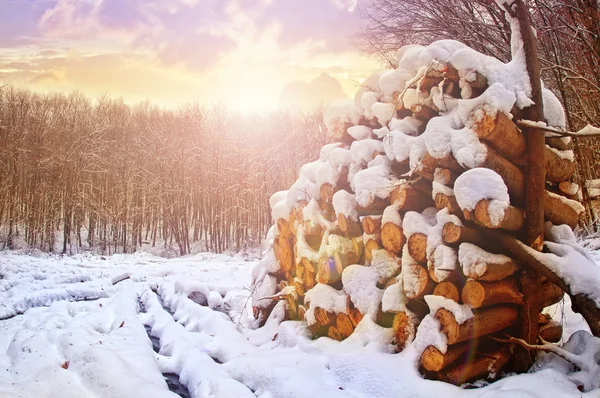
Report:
0,85,327,255
358,0,600,224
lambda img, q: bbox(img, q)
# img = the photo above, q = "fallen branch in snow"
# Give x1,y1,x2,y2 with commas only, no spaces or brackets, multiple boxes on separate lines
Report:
516,120,600,138
493,333,600,391
111,273,130,285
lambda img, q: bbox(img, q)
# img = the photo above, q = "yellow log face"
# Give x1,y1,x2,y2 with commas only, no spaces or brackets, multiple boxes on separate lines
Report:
407,233,428,263
381,222,405,255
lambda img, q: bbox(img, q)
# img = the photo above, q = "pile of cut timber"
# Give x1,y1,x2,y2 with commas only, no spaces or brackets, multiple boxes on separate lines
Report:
254,38,586,385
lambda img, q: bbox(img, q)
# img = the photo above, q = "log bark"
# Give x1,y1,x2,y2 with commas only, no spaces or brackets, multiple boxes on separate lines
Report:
540,282,564,308
407,233,428,263
543,191,581,228
361,215,382,235
381,222,406,255
421,340,472,372
436,306,519,344
442,222,486,248
474,111,525,163
471,199,525,231
390,184,434,212
479,144,526,205
439,347,511,385
545,137,572,151
356,197,388,216
460,250,520,282
461,278,524,308
545,147,576,183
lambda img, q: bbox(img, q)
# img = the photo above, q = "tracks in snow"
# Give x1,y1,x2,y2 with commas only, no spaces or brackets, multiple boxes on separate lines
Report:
139,283,255,398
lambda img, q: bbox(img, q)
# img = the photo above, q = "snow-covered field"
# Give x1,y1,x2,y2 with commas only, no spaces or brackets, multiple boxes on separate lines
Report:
0,250,597,398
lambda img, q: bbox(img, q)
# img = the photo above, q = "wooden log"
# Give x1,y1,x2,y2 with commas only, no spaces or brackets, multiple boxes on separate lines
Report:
546,137,572,151
439,347,511,385
434,167,457,187
472,199,525,231
433,281,460,303
336,312,354,340
277,218,293,239
356,197,388,216
274,236,294,273
297,305,307,322
316,255,335,285
381,222,405,255
539,321,562,343
434,193,461,215
543,190,582,229
327,325,343,341
540,282,564,308
460,246,520,282
314,306,336,327
289,201,308,233
473,111,525,163
286,292,299,320
338,213,363,237
411,177,433,198
304,268,316,290
361,215,382,235
407,233,428,262
364,236,382,264
461,278,524,308
427,245,460,283
349,305,364,327
392,311,417,349
320,183,334,203
403,264,435,300
442,223,486,248
376,308,396,328
320,201,336,223
558,182,579,199
421,340,472,372
436,306,519,344
390,184,434,212
545,146,576,183
480,144,526,205
294,277,305,297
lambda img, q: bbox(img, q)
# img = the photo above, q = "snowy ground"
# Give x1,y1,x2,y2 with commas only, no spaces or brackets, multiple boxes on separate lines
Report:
0,250,597,398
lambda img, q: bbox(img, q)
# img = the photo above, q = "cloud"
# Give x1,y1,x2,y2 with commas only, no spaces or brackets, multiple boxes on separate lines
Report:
279,72,348,109
28,68,67,84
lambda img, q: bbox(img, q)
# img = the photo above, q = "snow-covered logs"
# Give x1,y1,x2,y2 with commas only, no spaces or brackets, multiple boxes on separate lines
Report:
254,37,587,386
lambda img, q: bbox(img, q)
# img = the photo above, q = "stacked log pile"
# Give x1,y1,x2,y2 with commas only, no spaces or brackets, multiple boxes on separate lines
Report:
253,39,587,385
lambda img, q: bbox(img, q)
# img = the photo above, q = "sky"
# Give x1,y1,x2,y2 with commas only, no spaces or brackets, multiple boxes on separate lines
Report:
0,0,378,112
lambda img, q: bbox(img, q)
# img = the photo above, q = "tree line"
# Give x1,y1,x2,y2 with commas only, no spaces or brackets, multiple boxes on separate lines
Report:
358,0,600,223
0,86,327,255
